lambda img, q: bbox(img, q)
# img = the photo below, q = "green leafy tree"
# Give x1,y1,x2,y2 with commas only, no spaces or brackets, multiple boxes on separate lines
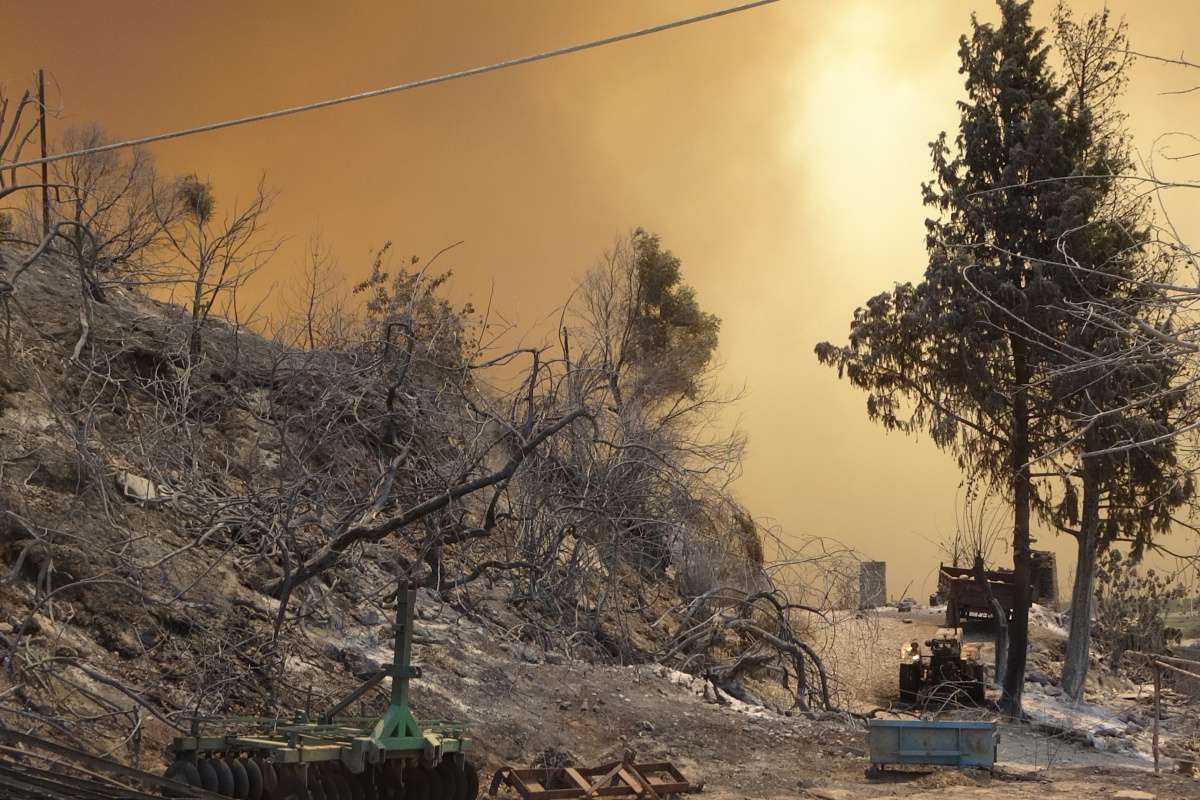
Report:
627,229,720,404
539,230,739,579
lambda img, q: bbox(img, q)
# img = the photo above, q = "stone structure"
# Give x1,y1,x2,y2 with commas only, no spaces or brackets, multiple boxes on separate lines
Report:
859,560,887,609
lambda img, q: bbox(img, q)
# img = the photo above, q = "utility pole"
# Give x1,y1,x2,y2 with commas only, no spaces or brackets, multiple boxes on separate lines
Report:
37,69,50,240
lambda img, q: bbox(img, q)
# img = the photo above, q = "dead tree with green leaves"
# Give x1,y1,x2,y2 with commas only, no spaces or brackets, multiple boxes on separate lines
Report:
1022,4,1195,702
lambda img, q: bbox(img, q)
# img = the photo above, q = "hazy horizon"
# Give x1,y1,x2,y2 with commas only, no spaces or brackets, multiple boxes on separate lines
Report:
7,0,1199,599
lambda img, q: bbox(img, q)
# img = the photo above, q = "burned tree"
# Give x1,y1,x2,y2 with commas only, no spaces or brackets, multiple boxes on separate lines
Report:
157,175,275,363
0,79,45,205
504,232,746,634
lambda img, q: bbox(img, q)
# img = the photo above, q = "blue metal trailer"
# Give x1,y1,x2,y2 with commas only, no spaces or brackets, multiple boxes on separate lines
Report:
865,719,998,776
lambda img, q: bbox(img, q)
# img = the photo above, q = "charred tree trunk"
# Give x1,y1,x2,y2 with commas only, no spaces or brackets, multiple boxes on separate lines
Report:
189,277,205,363
973,555,1008,689
1001,338,1032,718
1061,456,1101,701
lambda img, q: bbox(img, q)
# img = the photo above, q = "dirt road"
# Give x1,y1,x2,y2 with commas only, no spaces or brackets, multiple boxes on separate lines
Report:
383,603,1197,800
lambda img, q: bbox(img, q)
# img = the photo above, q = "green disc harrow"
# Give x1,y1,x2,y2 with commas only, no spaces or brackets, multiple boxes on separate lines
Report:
162,582,477,800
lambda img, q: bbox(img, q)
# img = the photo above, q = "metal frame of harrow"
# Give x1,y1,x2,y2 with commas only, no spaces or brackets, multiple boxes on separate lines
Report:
169,583,470,774
172,715,468,773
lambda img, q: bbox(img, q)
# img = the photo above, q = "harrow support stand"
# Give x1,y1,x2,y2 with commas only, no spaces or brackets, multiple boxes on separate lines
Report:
369,583,441,762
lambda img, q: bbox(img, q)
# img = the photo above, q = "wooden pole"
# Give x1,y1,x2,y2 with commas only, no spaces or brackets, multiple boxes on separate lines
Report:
37,69,49,239
1152,661,1161,775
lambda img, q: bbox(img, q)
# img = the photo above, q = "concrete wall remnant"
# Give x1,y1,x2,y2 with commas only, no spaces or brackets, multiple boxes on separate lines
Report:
859,560,887,609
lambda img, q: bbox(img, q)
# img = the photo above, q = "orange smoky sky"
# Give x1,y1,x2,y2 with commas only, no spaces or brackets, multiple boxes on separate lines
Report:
4,1,1199,599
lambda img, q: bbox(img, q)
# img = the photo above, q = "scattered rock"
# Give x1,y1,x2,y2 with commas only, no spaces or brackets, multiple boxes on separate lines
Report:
116,469,164,502
1025,669,1053,686
1,393,55,432
136,628,158,649
1117,707,1147,723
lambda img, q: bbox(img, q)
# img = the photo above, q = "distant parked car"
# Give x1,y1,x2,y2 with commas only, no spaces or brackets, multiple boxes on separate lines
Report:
896,598,916,613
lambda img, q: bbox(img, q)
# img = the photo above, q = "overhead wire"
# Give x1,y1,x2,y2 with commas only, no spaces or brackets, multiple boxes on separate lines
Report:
4,0,780,172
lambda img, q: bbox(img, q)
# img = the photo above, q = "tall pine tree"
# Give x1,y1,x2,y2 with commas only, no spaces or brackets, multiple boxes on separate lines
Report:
818,0,1097,714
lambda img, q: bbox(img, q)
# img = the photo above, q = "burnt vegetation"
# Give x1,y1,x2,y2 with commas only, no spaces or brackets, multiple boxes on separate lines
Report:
0,98,853,764
0,0,1198,783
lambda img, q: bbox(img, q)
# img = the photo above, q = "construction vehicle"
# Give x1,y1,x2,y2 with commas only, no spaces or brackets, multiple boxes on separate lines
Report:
898,629,986,706
161,581,477,800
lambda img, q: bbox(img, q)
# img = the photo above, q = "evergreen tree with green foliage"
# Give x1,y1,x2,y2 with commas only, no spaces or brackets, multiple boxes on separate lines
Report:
627,229,721,405
817,0,1128,715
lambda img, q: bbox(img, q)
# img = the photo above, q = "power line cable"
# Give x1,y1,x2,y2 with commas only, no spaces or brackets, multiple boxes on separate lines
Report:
6,0,779,172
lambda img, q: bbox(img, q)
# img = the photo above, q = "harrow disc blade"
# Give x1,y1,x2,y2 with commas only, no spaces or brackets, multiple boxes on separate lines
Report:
270,765,308,800
256,759,279,796
355,768,380,800
243,757,265,800
227,756,251,799
463,762,479,800
403,765,430,800
163,759,202,798
308,770,329,800
197,758,220,792
333,767,364,800
437,760,465,800
371,763,399,800
212,757,236,796
322,764,354,800
424,766,444,800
